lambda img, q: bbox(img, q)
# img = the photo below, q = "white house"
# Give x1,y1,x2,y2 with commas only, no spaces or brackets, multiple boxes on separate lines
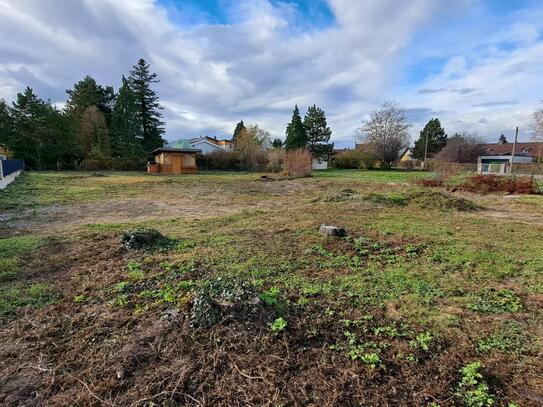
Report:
188,136,234,154
477,155,533,174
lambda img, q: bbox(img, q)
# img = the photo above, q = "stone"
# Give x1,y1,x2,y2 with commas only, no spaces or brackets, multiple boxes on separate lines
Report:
319,225,347,237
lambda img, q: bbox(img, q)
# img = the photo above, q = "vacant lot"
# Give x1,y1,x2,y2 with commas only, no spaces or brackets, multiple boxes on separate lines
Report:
1,170,542,406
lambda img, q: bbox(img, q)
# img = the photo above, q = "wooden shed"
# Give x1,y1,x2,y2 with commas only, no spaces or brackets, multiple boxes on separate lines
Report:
148,147,201,174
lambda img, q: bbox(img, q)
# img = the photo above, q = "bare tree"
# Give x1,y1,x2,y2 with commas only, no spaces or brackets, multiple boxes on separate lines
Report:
435,133,486,163
357,101,411,168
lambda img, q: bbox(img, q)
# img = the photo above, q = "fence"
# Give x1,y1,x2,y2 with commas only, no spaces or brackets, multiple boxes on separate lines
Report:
1,159,24,178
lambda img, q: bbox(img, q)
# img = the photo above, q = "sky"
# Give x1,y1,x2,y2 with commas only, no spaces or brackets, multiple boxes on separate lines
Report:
1,0,542,148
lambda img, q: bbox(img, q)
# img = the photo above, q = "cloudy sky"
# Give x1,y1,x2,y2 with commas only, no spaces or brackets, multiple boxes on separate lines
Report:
1,0,542,147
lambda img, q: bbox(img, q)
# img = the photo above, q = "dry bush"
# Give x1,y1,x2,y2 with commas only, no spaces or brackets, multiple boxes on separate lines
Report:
266,149,284,173
397,159,420,170
283,149,312,177
461,174,540,194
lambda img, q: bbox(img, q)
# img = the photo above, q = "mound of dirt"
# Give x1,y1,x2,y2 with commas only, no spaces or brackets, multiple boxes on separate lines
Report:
190,277,263,327
120,228,166,251
461,174,540,195
406,191,479,212
416,178,445,187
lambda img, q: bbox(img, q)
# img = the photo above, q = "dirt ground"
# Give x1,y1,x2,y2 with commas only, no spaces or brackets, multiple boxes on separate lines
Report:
1,171,542,406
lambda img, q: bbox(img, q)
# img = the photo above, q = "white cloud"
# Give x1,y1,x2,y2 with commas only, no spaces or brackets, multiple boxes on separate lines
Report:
0,0,541,145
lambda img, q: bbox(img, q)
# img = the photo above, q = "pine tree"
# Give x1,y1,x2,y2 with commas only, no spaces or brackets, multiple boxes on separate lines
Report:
271,138,283,149
128,58,165,153
233,120,245,142
0,99,15,154
11,87,74,169
411,118,447,160
65,75,115,118
284,105,307,150
303,105,333,160
110,76,143,157
498,134,508,144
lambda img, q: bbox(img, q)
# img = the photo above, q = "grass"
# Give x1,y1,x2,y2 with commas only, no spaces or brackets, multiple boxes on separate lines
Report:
0,169,541,405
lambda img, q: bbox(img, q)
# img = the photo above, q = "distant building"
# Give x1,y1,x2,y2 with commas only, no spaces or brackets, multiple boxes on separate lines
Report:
147,140,201,174
477,141,542,174
188,136,234,154
478,142,543,160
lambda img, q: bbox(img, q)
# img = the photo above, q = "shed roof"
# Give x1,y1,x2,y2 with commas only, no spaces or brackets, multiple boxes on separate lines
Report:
479,142,543,157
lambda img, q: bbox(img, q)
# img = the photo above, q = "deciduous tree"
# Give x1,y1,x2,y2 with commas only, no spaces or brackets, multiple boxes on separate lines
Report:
357,101,411,168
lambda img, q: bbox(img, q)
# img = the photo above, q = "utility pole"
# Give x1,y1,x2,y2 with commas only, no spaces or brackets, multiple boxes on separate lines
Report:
422,130,429,170
510,126,518,175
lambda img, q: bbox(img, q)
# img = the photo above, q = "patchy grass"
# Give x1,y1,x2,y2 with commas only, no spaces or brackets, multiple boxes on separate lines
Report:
0,170,541,406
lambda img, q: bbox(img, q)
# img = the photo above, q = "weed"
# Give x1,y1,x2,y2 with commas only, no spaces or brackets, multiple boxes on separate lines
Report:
467,289,522,313
410,331,434,351
0,283,56,318
456,362,495,407
269,317,287,334
477,321,531,354
260,286,281,307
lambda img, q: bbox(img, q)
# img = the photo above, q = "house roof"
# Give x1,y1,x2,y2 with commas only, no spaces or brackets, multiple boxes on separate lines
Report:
189,136,232,145
168,139,194,149
152,147,201,154
479,142,543,157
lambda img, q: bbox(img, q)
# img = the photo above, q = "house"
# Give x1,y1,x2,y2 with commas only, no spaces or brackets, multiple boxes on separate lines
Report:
478,155,533,174
188,136,234,154
477,141,543,174
399,148,412,161
147,140,201,174
479,142,543,160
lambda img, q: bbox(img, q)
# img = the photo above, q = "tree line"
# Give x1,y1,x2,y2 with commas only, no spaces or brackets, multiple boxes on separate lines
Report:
0,59,165,169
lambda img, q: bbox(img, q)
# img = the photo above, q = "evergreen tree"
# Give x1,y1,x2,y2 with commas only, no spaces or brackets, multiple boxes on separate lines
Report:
128,58,165,153
498,134,508,144
110,76,143,157
65,75,115,158
411,118,447,160
271,138,283,149
0,99,15,154
10,87,74,169
232,120,245,142
284,105,307,150
65,75,115,118
303,105,333,160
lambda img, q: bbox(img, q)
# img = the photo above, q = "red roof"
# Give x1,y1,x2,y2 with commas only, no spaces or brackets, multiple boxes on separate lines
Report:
479,142,543,158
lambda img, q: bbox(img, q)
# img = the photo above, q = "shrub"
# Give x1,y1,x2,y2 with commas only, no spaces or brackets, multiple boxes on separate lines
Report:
330,149,377,169
266,149,284,173
197,151,240,171
83,157,146,171
283,149,312,177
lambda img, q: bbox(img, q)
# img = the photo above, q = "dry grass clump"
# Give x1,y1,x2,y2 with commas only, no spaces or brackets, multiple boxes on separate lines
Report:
283,149,312,178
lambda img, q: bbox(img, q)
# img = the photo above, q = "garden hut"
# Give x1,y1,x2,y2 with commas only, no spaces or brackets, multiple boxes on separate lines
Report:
148,140,201,174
